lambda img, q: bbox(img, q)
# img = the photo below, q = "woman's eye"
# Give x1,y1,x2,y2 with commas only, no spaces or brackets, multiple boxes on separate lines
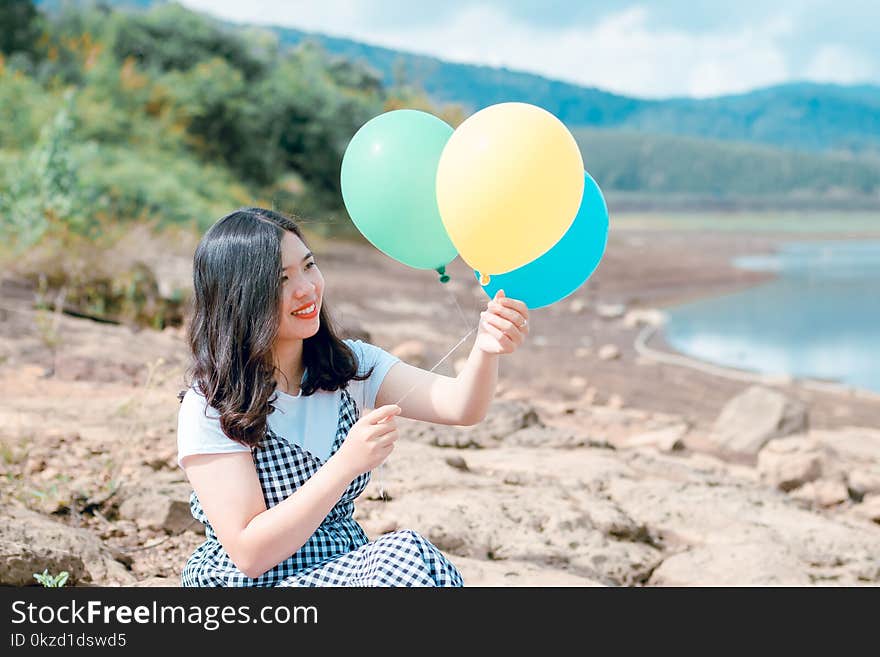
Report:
305,261,317,270
280,275,288,282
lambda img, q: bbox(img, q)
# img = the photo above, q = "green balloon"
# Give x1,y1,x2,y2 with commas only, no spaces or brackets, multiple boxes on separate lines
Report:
341,110,458,270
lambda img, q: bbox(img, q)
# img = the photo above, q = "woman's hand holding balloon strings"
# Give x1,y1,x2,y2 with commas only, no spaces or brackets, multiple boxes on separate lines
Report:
475,289,529,355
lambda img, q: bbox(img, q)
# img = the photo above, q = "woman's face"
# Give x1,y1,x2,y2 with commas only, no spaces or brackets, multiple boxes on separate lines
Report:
276,230,324,342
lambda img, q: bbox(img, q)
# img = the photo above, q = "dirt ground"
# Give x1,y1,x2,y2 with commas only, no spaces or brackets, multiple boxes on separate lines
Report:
1,220,878,586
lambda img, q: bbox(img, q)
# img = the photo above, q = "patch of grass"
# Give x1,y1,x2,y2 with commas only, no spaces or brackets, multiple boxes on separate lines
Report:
33,569,69,587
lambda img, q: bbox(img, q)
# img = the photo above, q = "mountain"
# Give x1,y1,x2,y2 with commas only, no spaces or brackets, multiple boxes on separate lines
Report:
34,1,880,155
574,128,880,210
269,27,880,156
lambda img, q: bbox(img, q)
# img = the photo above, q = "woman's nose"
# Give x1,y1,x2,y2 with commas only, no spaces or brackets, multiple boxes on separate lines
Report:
294,281,315,298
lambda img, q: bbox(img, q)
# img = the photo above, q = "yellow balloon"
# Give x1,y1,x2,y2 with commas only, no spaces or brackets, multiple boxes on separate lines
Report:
436,102,584,275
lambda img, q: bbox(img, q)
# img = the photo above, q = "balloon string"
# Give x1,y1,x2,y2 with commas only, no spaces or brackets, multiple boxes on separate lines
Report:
375,324,477,502
444,280,474,335
394,325,477,407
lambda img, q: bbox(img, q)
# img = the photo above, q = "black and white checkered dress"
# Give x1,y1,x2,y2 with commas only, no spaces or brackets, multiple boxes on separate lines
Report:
181,387,463,587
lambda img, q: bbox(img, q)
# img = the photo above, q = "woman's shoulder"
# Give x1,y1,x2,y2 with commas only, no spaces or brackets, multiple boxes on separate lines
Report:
179,385,216,415
342,338,399,375
177,385,248,467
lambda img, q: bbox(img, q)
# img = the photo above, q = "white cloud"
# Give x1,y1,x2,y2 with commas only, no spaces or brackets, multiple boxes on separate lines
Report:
805,44,875,84
178,1,875,98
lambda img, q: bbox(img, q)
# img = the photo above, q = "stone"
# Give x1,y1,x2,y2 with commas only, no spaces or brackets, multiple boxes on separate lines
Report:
445,456,469,471
709,386,808,459
406,399,542,449
569,376,588,389
505,426,596,449
757,436,825,491
598,344,620,361
0,507,134,586
790,480,850,507
622,424,688,452
849,469,880,498
607,394,625,410
649,542,811,586
623,309,666,329
852,495,880,523
596,303,626,319
116,474,198,534
453,556,603,586
569,299,587,314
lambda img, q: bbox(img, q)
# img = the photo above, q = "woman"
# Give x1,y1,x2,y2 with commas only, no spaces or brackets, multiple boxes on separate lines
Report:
177,207,529,586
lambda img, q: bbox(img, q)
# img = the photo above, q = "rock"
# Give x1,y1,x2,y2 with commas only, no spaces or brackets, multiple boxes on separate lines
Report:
811,427,880,464
623,309,666,329
650,542,811,586
453,556,603,586
606,474,880,585
532,336,549,347
574,347,591,358
116,475,198,534
790,480,850,507
598,344,620,361
0,507,135,586
849,469,880,498
445,456,469,472
622,423,688,452
569,299,587,314
607,394,625,410
757,436,825,491
569,376,588,389
581,387,599,405
505,426,597,449
406,400,541,449
596,303,626,319
390,340,428,368
709,386,808,459
853,495,880,523
132,576,179,587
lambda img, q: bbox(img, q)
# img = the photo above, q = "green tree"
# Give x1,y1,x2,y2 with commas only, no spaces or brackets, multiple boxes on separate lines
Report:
0,0,42,56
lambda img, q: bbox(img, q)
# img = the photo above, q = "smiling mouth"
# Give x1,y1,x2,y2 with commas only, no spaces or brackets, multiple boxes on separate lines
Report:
292,302,318,317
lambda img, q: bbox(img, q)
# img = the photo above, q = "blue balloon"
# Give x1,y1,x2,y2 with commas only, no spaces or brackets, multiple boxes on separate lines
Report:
478,171,608,309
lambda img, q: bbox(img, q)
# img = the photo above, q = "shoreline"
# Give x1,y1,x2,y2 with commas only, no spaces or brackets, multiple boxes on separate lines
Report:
641,321,880,403
645,232,880,402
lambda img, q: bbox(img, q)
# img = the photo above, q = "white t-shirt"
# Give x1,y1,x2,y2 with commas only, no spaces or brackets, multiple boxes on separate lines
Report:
177,339,400,468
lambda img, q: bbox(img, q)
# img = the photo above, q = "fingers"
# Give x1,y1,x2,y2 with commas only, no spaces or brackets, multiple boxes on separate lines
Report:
487,291,528,330
479,318,517,349
368,421,398,440
375,429,399,448
492,289,529,317
481,311,526,341
364,404,401,424
486,303,528,331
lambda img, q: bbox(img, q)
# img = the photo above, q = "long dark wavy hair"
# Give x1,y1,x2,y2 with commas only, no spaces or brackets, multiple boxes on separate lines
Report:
181,207,373,448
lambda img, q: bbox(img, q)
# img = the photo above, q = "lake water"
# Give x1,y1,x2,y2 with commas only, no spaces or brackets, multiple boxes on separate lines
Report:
663,240,880,393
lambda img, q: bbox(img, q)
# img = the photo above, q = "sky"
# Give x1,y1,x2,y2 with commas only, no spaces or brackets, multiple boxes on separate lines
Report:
178,0,880,99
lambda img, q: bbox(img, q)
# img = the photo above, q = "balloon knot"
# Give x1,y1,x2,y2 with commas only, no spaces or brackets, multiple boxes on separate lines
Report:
478,272,491,286
435,265,450,284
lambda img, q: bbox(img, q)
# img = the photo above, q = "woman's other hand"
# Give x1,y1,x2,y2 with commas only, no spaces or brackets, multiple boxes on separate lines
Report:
475,290,529,355
334,404,401,477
